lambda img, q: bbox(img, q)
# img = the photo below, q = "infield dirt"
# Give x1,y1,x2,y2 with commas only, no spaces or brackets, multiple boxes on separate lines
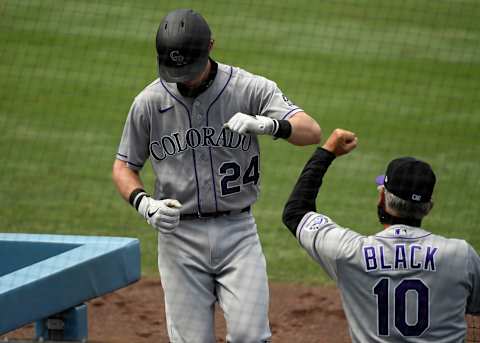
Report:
2,277,350,343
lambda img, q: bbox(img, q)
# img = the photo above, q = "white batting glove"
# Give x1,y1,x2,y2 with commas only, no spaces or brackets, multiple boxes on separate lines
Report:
224,112,278,136
137,197,182,233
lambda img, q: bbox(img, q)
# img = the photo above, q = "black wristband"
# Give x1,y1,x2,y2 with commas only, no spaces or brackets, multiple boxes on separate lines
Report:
128,188,148,210
273,119,292,139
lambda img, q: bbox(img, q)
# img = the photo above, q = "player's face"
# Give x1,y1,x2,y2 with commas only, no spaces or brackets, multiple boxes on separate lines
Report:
179,40,214,89
181,68,207,88
179,59,211,88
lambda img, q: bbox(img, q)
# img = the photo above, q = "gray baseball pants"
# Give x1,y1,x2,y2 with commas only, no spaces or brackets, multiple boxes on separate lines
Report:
157,211,271,343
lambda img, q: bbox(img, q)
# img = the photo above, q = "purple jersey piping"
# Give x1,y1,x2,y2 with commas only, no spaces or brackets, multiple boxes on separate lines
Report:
206,66,234,212
375,233,432,240
116,153,144,169
281,107,302,120
161,80,203,214
127,161,143,169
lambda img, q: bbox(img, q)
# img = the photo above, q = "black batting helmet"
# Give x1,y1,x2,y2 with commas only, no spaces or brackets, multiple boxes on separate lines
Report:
156,9,211,83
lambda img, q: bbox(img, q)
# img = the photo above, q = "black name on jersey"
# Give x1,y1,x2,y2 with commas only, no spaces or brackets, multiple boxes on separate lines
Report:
149,127,252,161
363,244,438,272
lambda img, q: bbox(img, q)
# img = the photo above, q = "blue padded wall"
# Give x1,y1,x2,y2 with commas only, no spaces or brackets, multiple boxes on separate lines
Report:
0,234,141,335
0,241,80,277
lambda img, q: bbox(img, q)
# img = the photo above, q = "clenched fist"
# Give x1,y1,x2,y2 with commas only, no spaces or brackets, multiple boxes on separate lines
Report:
137,197,182,233
322,128,358,157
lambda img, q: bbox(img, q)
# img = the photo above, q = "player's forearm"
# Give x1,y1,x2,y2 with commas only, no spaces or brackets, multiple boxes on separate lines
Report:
282,148,335,235
112,159,145,202
286,112,322,146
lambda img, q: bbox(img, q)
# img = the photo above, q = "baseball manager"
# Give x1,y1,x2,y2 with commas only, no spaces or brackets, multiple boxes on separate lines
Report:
112,8,321,343
283,128,480,342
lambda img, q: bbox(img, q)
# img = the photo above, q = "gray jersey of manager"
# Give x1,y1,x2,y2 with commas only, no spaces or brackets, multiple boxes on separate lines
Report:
283,133,480,342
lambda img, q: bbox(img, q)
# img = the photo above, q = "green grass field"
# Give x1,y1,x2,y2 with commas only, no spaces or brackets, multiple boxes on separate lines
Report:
1,0,479,284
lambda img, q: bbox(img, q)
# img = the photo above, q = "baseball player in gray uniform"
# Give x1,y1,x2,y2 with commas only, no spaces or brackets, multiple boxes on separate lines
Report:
112,9,321,343
283,128,480,342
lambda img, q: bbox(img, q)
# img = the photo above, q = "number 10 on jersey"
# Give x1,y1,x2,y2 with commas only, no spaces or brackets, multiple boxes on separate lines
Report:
373,278,430,337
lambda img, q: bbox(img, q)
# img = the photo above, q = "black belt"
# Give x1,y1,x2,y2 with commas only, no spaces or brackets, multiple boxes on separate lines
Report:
180,206,250,220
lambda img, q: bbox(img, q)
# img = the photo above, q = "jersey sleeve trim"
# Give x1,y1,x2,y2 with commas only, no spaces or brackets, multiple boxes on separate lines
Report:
127,161,144,169
281,107,303,120
115,153,144,171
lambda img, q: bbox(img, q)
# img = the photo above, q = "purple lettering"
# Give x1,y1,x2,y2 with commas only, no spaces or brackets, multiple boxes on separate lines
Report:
379,246,392,270
425,246,438,271
364,246,377,271
395,245,407,269
410,245,422,269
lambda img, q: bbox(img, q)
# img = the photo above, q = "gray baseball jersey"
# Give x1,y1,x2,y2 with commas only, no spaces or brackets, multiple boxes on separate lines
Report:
116,61,303,342
116,62,302,214
297,212,480,342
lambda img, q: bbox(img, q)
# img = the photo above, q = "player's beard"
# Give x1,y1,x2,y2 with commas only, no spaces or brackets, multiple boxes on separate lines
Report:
377,204,392,225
